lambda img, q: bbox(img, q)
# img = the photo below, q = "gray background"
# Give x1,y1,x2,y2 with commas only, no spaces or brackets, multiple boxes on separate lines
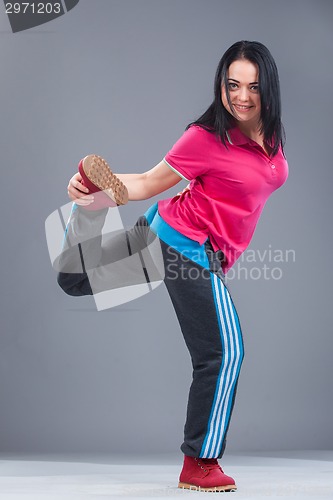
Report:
0,0,332,456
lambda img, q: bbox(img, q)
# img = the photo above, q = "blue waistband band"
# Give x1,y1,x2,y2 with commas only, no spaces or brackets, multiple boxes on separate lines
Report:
144,202,209,270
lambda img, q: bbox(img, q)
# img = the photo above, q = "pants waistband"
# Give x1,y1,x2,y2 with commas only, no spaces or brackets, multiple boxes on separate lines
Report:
144,202,211,270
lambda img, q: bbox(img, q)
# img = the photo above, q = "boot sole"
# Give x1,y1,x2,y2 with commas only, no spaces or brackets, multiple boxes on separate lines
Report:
82,154,128,206
178,481,237,492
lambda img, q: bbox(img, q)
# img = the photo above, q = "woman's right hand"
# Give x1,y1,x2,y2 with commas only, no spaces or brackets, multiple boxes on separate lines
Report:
176,183,191,196
67,172,95,206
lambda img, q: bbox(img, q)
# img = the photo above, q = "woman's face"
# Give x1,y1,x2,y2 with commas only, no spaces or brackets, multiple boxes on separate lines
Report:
221,59,261,129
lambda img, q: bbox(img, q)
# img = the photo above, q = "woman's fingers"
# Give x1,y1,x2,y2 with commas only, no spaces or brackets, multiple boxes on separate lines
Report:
72,196,95,206
69,172,89,193
68,187,94,204
67,172,94,204
177,186,190,196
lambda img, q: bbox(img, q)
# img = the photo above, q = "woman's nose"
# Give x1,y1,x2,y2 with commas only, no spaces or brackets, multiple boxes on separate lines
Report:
238,86,249,101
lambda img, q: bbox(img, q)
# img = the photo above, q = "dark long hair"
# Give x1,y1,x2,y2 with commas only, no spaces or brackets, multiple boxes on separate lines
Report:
187,40,285,157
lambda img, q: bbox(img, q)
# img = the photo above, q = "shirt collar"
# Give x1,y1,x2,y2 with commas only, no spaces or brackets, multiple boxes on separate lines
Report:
226,127,257,146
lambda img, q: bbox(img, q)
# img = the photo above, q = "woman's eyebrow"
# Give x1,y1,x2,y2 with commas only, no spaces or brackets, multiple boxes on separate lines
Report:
228,78,259,85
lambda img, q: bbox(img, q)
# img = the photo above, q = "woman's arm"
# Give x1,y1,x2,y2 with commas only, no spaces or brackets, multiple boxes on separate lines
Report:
68,160,183,205
116,160,183,200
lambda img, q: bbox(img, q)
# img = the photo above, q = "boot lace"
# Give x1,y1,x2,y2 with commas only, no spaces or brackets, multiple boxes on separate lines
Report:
195,458,223,473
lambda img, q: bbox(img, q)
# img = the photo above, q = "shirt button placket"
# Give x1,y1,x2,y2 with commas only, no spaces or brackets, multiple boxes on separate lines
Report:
270,163,277,176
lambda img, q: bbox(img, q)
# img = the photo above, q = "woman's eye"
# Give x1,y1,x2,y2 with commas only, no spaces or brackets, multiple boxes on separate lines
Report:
227,82,259,92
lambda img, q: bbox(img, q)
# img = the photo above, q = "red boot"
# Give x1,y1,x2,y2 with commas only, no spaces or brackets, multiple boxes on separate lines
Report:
178,455,237,492
78,154,128,210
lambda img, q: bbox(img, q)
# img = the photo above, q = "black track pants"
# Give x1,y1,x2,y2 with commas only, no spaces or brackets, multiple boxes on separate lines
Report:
56,203,244,458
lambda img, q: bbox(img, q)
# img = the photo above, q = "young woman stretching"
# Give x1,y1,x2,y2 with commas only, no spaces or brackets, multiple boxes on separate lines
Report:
58,40,288,492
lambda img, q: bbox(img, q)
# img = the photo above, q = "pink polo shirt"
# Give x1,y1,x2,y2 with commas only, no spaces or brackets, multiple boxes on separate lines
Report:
158,125,288,274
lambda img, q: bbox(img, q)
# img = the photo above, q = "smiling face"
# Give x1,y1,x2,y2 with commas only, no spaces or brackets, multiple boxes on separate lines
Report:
221,58,261,132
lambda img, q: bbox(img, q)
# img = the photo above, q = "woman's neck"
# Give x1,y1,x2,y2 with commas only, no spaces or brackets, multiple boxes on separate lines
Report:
237,121,262,143
236,122,272,156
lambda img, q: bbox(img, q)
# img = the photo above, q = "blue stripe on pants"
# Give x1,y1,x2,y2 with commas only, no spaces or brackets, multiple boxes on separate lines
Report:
200,273,244,458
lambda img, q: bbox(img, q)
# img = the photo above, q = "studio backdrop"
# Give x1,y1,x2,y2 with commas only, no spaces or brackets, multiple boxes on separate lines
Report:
0,0,332,455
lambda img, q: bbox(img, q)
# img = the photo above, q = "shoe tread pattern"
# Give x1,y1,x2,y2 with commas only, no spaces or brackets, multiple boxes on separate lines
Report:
83,155,128,205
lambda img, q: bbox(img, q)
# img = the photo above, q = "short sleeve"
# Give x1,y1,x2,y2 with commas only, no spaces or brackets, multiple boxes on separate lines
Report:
163,125,210,181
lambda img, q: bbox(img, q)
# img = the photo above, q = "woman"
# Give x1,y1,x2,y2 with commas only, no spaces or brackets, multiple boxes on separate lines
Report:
58,40,288,492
